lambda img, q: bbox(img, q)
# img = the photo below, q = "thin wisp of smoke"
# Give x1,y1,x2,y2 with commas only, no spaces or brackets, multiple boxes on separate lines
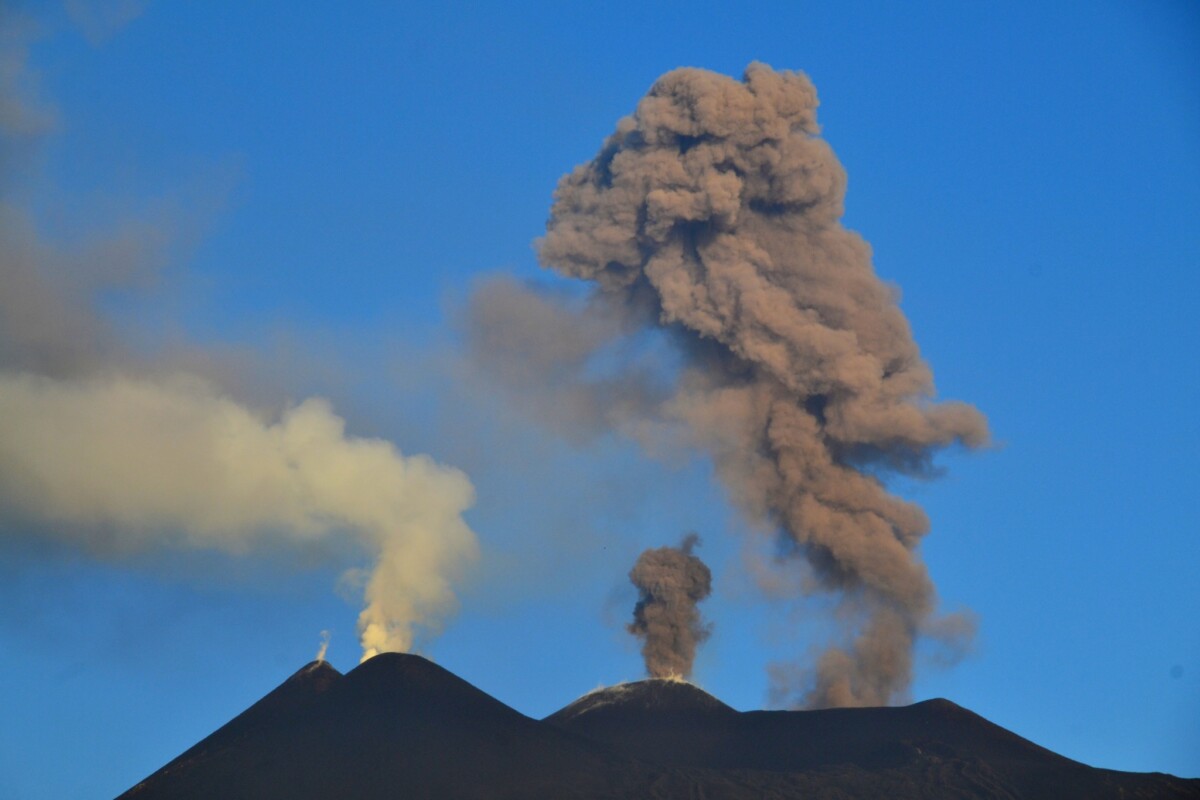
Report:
488,63,988,707
628,533,713,680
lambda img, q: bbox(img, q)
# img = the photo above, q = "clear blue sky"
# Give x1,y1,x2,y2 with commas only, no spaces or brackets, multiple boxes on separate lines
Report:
1,2,1197,797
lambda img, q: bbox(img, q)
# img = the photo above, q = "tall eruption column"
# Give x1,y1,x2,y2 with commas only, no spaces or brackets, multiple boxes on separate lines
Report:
539,63,988,707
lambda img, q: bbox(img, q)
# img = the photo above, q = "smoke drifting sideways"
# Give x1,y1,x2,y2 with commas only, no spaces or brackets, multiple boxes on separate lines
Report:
0,14,478,663
472,63,988,707
0,373,479,661
628,533,713,680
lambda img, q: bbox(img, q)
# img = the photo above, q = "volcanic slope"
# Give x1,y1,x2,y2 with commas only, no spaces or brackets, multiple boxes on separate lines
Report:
121,656,1198,800
124,658,342,790
547,680,1198,799
118,653,734,800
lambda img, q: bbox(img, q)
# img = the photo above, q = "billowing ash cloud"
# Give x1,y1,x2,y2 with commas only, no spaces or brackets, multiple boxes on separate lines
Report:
0,14,478,662
628,533,713,680
488,63,988,707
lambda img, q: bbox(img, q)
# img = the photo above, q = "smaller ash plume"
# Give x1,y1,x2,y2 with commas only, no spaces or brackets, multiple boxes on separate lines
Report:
628,533,713,679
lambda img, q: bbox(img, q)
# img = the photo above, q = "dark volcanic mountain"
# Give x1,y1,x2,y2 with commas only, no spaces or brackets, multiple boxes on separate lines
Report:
120,654,671,800
120,657,1198,800
546,681,1197,799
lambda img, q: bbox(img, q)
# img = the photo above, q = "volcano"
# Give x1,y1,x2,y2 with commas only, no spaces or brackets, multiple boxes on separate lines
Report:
119,656,1197,800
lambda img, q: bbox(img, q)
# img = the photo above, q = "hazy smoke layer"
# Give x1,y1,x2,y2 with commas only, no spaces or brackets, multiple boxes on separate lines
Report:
462,276,663,442
535,64,988,707
628,533,712,679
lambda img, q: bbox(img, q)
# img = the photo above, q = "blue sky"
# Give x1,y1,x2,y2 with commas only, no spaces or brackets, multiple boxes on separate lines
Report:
1,2,1197,797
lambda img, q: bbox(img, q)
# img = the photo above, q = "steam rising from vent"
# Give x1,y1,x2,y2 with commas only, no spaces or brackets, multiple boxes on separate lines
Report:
628,533,713,680
0,15,479,665
0,374,478,662
516,63,987,707
316,630,331,662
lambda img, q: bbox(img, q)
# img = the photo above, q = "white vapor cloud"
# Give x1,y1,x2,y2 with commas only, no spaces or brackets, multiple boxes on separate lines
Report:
0,6,481,662
0,372,479,657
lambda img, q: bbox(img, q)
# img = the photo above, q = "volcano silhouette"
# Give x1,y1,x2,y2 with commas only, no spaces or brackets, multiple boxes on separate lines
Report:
120,655,1197,800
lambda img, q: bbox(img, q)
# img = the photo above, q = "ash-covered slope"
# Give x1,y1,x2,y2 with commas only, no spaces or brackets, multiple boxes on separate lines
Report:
120,657,1198,800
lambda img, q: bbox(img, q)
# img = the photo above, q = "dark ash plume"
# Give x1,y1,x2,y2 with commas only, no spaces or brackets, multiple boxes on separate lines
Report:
536,63,988,707
628,533,713,679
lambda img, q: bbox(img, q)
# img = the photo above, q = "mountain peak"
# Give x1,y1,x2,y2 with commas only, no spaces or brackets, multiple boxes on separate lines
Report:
342,651,473,690
335,651,523,720
545,678,734,725
286,659,341,686
910,697,965,713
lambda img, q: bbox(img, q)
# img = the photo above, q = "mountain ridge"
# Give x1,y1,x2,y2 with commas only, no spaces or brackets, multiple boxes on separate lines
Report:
119,655,1200,800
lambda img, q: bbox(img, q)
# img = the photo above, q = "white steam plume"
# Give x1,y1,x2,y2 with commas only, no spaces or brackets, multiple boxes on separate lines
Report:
0,372,479,659
0,9,480,663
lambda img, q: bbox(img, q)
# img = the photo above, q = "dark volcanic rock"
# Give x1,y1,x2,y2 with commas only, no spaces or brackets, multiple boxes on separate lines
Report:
119,657,1200,800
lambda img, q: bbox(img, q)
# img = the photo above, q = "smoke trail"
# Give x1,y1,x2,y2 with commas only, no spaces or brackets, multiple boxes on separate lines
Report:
533,63,988,707
628,533,712,679
315,630,331,662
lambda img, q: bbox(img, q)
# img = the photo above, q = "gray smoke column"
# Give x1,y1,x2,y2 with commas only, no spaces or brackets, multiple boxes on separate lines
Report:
538,63,988,707
628,533,712,679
